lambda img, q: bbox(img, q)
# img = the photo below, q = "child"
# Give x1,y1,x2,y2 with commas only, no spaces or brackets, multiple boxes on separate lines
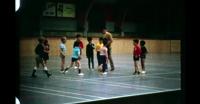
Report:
59,36,67,73
31,37,51,78
140,40,148,74
86,37,95,69
96,37,104,66
133,39,141,75
98,39,108,75
43,38,50,65
64,41,84,76
73,34,84,69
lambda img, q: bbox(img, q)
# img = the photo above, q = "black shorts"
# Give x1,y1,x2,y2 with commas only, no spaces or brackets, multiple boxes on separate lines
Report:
133,56,139,61
43,53,49,61
71,58,79,62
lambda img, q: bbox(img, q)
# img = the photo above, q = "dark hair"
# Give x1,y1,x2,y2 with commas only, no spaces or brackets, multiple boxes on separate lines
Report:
76,34,81,38
99,37,104,41
87,37,92,41
74,41,80,47
103,38,108,45
44,39,48,45
133,39,139,44
38,37,45,43
61,37,66,42
140,40,146,46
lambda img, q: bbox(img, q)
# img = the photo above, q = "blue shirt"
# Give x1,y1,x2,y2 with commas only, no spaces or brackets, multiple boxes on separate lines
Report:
72,47,80,59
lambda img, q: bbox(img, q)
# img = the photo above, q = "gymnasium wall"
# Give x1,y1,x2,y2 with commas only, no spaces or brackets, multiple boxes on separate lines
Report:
20,37,180,57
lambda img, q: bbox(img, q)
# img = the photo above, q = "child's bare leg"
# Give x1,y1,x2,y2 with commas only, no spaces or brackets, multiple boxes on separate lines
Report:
61,57,65,71
65,62,74,72
40,59,51,77
141,59,145,71
32,56,40,77
75,61,81,73
98,64,103,72
133,61,139,74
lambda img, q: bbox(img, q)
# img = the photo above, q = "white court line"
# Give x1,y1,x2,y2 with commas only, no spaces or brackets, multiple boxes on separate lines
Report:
112,71,180,76
63,88,181,104
21,88,91,101
60,71,181,81
80,79,166,90
21,71,180,81
21,71,180,90
95,71,181,80
144,75,181,80
21,84,105,99
21,72,164,91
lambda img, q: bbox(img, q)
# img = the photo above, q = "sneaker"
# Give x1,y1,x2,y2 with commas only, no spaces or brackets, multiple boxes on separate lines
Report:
74,66,78,69
60,70,64,73
47,73,52,78
78,73,84,76
137,71,141,74
141,71,146,74
102,72,107,75
63,70,68,74
110,68,115,71
133,71,137,75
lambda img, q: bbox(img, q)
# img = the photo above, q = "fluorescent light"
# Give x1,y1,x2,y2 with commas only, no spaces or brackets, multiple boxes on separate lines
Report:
15,0,20,12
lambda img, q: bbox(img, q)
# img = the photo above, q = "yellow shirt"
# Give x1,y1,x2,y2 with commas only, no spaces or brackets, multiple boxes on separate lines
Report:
96,42,103,52
103,32,113,47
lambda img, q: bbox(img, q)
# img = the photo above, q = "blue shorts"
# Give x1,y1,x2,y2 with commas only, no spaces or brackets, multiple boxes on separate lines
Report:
71,58,79,62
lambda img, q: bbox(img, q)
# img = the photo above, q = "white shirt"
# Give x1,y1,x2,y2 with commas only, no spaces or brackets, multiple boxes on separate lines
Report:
100,46,108,56
60,43,67,54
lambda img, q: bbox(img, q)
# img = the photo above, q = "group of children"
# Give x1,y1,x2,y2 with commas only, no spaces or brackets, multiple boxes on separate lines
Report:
31,37,51,78
133,39,148,75
31,35,148,78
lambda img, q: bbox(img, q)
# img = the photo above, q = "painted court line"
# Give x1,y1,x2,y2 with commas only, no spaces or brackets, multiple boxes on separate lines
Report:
21,72,165,91
21,88,91,101
63,88,181,104
80,79,166,90
21,84,105,99
21,71,179,91
21,72,176,90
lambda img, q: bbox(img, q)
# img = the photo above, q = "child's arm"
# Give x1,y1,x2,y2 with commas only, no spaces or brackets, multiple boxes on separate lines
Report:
92,43,95,49
60,48,65,56
145,47,148,54
44,45,50,53
105,48,108,63
86,45,89,58
78,49,81,59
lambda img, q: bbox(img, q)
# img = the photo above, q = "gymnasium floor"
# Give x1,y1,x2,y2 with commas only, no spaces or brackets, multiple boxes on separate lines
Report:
19,53,181,104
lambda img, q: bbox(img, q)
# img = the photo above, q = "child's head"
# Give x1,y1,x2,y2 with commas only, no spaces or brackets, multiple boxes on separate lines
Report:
103,38,108,46
133,39,139,46
99,37,103,43
140,40,146,46
102,28,107,34
38,37,45,44
74,41,80,48
87,37,92,43
44,38,48,45
76,34,81,41
61,37,66,43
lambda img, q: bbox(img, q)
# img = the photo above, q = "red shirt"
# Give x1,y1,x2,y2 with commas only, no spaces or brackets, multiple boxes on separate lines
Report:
79,41,84,49
133,45,141,56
